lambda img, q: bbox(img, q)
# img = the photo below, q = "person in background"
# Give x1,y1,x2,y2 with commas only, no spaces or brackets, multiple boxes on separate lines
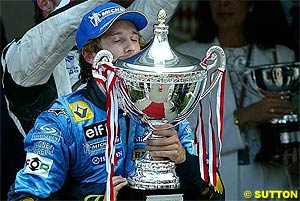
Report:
32,0,75,24
8,2,225,200
176,0,295,200
280,0,299,60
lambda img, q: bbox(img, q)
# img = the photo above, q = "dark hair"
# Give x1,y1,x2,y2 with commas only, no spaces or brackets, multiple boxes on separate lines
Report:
1,17,8,51
33,3,45,25
79,54,93,83
78,37,103,83
193,0,292,49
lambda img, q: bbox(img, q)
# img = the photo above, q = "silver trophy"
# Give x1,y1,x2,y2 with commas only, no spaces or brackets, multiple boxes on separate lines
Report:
95,9,226,191
246,62,300,165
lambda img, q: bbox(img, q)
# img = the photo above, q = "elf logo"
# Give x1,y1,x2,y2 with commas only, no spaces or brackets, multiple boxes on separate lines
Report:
83,121,107,141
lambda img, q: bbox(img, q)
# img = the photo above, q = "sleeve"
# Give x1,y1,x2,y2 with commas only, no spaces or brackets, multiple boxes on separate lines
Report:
128,0,180,42
7,101,72,199
276,44,296,62
177,119,195,155
2,0,109,87
176,152,225,200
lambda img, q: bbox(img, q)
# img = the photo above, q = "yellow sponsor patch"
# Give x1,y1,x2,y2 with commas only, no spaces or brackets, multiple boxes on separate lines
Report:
68,101,94,122
132,149,146,160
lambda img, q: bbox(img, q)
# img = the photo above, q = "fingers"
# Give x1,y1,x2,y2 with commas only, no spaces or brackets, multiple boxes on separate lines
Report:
113,177,128,192
106,175,128,200
146,136,186,164
112,175,127,186
240,92,294,125
146,124,186,163
149,147,186,164
147,140,180,153
147,134,179,146
152,124,177,138
264,96,294,117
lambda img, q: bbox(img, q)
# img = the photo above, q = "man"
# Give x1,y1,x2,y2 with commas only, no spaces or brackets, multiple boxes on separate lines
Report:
32,0,75,24
1,0,180,136
1,0,179,199
8,2,225,200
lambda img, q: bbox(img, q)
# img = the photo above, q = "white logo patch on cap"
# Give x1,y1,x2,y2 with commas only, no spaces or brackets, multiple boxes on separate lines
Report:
24,153,53,178
88,7,125,27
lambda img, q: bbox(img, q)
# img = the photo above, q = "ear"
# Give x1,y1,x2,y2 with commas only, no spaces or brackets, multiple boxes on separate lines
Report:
81,47,94,64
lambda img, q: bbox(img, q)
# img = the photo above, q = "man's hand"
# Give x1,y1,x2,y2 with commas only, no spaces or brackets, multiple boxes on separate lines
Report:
104,175,128,201
146,123,186,164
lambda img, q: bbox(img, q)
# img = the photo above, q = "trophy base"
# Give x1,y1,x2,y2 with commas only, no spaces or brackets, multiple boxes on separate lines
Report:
127,152,181,190
127,177,180,190
256,116,299,165
119,185,185,201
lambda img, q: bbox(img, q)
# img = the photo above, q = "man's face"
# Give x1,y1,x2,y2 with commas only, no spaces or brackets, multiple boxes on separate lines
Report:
37,0,61,18
98,20,141,61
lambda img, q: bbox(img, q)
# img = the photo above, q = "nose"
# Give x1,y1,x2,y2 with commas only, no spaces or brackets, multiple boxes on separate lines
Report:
124,40,136,55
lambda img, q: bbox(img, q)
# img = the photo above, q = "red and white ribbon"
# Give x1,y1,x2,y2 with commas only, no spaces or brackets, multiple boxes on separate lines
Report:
92,63,120,201
195,51,226,186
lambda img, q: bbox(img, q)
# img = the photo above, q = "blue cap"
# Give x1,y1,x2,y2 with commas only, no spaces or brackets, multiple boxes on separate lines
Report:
76,2,148,50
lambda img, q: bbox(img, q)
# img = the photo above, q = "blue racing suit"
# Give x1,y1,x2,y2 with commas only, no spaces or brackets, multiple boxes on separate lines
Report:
8,81,208,200
8,81,128,200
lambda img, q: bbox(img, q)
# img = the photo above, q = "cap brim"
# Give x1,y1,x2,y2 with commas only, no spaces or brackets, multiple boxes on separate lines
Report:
117,11,148,32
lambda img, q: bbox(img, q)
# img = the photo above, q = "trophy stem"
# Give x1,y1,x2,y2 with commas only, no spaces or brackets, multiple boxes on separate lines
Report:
127,127,181,190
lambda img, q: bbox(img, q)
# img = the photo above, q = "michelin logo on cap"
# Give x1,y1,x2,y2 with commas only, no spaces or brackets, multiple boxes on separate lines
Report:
76,2,147,50
89,7,126,27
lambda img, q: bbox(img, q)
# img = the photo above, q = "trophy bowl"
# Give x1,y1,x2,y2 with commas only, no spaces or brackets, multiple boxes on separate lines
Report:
246,62,300,166
247,61,300,94
111,9,226,191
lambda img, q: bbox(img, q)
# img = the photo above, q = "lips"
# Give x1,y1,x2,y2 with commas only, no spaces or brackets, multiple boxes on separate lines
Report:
218,12,233,17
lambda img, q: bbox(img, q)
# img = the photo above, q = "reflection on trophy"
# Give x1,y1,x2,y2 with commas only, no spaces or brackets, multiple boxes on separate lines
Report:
246,62,300,168
93,9,226,200
113,9,226,194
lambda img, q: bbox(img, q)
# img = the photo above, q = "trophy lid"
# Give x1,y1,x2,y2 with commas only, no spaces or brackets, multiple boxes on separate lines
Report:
115,9,206,83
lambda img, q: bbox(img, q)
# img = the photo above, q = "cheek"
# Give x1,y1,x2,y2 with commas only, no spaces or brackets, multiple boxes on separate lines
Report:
135,44,141,52
105,46,122,60
101,41,119,58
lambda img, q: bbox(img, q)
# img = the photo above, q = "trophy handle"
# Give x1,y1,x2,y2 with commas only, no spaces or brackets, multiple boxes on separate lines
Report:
199,46,226,100
171,46,226,126
93,50,114,66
